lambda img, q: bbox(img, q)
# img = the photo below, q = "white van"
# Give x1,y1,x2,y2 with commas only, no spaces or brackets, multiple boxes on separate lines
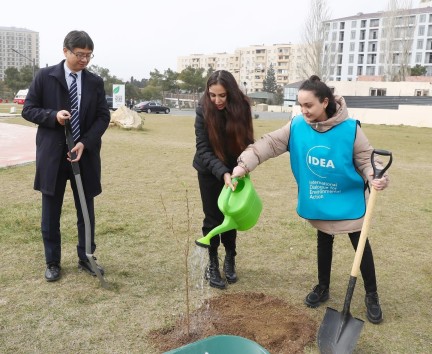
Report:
13,89,29,104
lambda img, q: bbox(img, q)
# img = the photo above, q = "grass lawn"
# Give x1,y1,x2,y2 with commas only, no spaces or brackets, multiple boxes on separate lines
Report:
0,114,431,353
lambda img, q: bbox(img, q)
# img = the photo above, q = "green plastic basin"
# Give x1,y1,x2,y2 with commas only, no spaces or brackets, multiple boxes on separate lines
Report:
164,335,270,354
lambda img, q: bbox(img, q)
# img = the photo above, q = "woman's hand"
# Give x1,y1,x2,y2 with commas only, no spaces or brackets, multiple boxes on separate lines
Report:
370,175,388,191
224,172,236,191
231,166,247,179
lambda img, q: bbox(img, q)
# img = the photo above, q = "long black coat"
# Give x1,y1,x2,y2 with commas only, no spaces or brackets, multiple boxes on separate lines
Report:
22,60,110,197
192,105,234,181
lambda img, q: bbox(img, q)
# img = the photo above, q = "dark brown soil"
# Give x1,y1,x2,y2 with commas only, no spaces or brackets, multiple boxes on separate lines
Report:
148,292,318,353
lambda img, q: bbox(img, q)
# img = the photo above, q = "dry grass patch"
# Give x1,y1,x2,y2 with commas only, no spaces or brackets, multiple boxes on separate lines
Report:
0,115,431,353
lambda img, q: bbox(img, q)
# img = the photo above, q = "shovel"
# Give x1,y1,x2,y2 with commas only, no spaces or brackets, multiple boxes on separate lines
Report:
65,121,109,289
317,149,392,354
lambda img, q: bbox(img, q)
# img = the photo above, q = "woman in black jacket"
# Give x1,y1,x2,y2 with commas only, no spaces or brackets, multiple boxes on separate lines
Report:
193,70,254,289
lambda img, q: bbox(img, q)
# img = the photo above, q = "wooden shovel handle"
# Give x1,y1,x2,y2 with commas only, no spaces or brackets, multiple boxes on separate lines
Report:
350,187,377,277
350,148,392,277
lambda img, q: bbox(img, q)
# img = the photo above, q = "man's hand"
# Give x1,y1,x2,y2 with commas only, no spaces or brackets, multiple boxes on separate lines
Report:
56,110,71,126
67,142,84,162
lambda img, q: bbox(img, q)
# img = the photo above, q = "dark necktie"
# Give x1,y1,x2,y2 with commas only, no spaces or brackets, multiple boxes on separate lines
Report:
69,73,80,142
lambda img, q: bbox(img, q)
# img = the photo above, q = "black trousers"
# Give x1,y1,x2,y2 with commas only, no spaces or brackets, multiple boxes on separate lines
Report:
317,230,377,294
197,172,236,251
41,152,95,264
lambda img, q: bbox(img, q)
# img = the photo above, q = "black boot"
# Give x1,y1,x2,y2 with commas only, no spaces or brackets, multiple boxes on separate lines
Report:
223,249,238,284
205,250,226,290
365,292,383,324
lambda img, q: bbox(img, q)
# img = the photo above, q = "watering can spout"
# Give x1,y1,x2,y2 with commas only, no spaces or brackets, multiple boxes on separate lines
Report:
195,175,262,248
195,217,238,248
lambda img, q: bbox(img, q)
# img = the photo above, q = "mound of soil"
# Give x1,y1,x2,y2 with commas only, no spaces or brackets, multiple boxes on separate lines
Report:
148,292,318,353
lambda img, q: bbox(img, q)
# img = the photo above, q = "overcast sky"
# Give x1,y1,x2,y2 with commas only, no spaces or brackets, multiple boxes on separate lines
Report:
6,0,419,81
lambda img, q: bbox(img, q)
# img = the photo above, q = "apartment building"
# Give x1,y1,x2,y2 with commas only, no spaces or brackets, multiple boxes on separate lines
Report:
323,3,432,81
0,26,39,81
177,43,304,93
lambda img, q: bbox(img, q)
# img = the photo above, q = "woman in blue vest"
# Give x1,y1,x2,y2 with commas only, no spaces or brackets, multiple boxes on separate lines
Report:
231,75,389,324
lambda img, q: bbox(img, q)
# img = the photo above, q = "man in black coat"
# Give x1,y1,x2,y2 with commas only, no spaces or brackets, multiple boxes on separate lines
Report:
22,30,110,282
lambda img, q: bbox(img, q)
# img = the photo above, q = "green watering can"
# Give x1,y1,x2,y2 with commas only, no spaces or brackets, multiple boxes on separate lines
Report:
195,175,263,248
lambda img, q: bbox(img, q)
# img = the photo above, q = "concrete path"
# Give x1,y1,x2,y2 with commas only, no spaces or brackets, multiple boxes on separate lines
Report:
0,122,36,168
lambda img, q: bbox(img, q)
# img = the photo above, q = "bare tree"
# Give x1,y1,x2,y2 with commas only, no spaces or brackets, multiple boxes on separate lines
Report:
381,0,415,81
300,0,332,81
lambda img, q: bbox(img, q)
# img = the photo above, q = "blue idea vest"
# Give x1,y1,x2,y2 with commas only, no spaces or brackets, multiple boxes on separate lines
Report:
289,115,366,220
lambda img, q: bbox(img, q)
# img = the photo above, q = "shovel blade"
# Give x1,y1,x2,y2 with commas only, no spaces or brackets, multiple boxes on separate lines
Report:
317,307,364,354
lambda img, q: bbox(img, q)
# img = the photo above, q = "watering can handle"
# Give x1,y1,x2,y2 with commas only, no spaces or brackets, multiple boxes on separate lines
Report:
221,177,237,211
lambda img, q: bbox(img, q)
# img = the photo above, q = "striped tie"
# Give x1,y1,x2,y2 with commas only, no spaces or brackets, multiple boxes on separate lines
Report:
69,73,80,142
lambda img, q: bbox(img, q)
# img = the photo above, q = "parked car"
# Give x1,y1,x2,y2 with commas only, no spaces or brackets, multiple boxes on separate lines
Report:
134,101,170,114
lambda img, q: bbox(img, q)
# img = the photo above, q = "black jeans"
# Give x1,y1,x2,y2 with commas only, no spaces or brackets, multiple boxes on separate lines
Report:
41,152,95,264
197,172,236,251
317,230,377,294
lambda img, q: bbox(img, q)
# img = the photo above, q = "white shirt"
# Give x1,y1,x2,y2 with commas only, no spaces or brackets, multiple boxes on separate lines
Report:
64,63,82,110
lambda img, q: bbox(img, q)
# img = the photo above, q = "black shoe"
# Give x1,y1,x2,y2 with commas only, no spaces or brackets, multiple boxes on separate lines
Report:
365,292,383,324
78,257,105,276
305,284,329,308
45,263,61,282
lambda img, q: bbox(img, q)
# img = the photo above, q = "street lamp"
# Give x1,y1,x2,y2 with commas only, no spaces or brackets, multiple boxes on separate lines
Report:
11,48,35,79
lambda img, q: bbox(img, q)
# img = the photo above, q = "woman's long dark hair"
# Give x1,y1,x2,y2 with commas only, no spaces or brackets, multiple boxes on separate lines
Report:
299,75,337,118
202,70,254,163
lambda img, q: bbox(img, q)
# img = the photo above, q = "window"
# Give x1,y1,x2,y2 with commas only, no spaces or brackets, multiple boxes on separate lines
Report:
417,39,424,50
351,20,357,28
420,14,426,23
418,25,425,36
415,89,429,96
340,22,345,30
351,30,356,40
359,42,365,52
332,32,337,41
369,30,378,40
370,19,379,27
361,20,367,28
332,22,337,29
366,66,375,75
357,66,363,75
358,54,364,64
370,88,386,96
416,53,422,63
349,54,354,63
339,32,344,41
348,66,353,75
350,42,355,51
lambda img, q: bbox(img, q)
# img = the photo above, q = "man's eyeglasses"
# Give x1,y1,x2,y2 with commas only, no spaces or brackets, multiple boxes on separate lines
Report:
69,50,94,60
